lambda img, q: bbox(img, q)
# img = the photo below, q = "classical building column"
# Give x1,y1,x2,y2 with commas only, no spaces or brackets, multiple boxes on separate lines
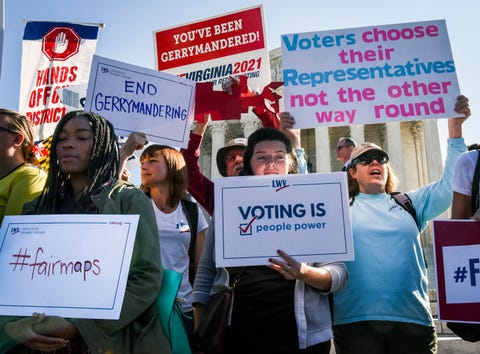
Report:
385,122,406,191
423,119,448,222
410,120,427,187
315,127,331,172
423,119,443,181
240,112,261,138
349,125,364,146
210,120,227,179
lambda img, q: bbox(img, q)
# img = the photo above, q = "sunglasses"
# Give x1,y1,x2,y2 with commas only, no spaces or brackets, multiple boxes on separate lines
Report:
351,153,389,167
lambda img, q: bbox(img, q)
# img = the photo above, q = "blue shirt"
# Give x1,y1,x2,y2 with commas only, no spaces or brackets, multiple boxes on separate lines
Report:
333,138,466,327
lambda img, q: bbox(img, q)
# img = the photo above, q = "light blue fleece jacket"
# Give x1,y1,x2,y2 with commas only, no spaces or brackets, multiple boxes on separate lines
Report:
333,138,466,327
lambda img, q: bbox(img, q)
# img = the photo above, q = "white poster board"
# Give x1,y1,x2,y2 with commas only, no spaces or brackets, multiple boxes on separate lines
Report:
282,19,461,128
84,55,196,147
0,214,138,319
214,172,353,267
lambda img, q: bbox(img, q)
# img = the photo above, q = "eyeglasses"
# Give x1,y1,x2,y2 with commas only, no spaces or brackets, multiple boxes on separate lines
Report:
0,126,16,134
351,153,389,167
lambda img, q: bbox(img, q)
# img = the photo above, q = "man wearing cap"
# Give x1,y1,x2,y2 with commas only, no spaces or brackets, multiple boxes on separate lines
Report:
181,112,307,216
335,137,357,171
332,95,472,354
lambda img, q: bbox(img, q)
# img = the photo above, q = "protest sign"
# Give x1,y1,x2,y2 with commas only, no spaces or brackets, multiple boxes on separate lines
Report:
0,214,139,319
84,55,196,147
19,21,101,140
282,20,461,128
433,219,480,323
214,172,353,267
154,5,270,93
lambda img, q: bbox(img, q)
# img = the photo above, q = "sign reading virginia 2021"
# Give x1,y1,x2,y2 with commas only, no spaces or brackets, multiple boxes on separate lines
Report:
214,173,353,267
282,20,461,128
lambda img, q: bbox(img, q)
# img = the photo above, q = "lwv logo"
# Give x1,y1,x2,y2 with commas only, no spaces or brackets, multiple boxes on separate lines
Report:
272,179,289,192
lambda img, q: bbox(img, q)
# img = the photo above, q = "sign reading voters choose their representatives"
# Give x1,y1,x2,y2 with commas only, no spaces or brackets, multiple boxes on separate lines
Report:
214,172,353,267
282,20,461,129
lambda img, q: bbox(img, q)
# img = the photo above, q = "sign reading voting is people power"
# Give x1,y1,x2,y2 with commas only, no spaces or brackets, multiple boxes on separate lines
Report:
0,214,138,319
282,20,461,128
85,55,196,148
214,173,353,267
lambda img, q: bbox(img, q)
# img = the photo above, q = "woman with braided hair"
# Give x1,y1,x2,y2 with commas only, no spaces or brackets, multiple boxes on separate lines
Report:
0,111,172,354
0,109,46,225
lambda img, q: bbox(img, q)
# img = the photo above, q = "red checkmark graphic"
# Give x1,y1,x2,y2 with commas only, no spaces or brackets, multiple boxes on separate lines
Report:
275,185,290,192
239,215,258,233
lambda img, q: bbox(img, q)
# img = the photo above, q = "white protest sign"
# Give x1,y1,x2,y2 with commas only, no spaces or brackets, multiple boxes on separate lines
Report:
282,20,461,128
443,244,480,304
0,214,138,319
214,172,353,267
56,83,87,112
84,55,196,147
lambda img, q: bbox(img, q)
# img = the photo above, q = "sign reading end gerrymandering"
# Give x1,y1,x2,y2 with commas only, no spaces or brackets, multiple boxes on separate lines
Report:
282,19,461,129
0,214,139,319
214,172,353,267
433,219,480,324
84,55,196,148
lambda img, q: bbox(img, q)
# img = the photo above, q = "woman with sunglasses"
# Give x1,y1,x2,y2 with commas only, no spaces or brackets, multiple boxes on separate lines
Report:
0,109,46,225
331,95,472,354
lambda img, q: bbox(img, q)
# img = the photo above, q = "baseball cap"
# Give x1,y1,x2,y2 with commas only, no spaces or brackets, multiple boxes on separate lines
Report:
349,142,389,167
216,138,247,176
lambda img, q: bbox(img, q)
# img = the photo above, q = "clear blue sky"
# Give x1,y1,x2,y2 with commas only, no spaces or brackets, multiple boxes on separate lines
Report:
1,0,478,159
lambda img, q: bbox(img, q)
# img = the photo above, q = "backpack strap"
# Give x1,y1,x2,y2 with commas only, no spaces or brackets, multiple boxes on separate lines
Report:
391,192,419,229
471,150,480,216
181,199,199,286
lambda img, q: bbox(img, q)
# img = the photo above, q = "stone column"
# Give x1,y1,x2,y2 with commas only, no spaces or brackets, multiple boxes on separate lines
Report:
423,119,443,181
240,112,261,138
349,124,364,146
410,120,427,186
210,120,227,179
315,127,331,172
385,121,406,191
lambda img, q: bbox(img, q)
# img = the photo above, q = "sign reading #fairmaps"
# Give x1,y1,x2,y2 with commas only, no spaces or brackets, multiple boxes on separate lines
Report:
0,214,138,319
84,55,196,148
282,20,461,128
214,173,353,267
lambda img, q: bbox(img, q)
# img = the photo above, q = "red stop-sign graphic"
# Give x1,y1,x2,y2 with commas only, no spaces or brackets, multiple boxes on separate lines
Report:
42,27,81,61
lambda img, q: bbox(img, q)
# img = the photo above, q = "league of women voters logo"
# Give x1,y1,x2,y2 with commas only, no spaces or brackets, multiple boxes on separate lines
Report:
42,27,81,61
